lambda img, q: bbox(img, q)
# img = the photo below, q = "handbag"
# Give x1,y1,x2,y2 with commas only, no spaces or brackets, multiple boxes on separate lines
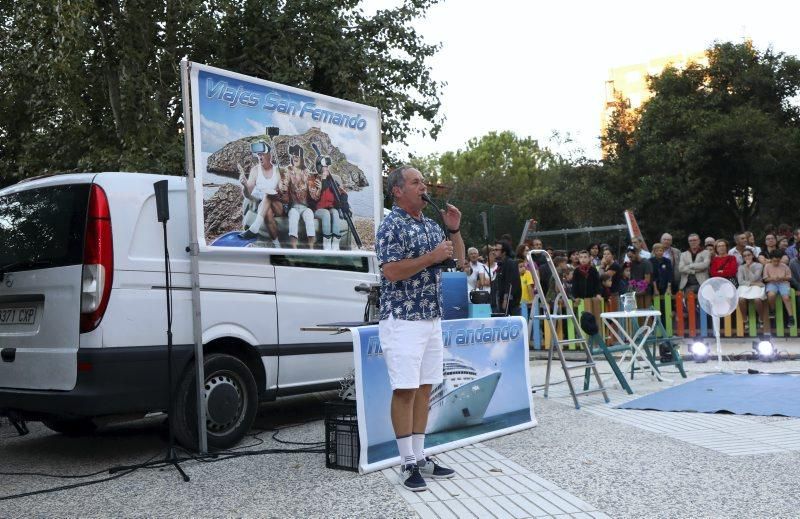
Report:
470,290,491,304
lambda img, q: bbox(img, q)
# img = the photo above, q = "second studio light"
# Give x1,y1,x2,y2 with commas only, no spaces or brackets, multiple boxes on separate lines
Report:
754,339,776,362
690,341,709,363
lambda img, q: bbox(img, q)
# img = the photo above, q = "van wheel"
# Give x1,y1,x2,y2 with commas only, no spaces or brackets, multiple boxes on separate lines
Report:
172,353,258,451
42,418,97,436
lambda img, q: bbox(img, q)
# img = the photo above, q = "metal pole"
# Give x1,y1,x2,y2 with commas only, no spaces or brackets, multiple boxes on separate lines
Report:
180,58,208,454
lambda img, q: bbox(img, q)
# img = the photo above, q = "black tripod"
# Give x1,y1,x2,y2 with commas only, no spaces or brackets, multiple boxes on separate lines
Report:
110,180,190,482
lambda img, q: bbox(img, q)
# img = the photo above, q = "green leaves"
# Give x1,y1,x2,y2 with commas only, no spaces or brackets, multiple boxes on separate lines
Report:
603,41,800,241
0,0,442,186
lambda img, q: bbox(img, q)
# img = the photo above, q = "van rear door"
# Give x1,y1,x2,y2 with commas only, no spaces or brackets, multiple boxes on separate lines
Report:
0,182,90,390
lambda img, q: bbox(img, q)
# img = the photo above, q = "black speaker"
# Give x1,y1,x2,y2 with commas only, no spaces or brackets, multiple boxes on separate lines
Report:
154,180,170,223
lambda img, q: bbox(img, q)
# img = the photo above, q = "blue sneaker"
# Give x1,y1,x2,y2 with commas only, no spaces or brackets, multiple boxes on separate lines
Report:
418,456,455,479
401,463,427,491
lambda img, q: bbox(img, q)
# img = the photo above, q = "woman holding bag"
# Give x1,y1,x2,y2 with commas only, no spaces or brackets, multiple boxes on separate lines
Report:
737,249,767,333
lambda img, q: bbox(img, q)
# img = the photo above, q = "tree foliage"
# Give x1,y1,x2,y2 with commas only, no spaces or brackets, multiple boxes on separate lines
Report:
0,0,443,187
602,41,800,241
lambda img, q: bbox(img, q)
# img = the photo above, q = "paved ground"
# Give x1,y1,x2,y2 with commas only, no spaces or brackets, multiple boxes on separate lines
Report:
2,355,800,517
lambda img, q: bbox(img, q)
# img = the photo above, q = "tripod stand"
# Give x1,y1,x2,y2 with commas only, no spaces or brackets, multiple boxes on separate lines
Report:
111,180,190,482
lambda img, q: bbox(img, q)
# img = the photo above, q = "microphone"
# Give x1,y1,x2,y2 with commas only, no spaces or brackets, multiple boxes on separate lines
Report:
422,193,456,269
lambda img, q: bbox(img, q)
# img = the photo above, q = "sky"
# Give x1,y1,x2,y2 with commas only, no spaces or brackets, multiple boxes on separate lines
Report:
365,0,800,160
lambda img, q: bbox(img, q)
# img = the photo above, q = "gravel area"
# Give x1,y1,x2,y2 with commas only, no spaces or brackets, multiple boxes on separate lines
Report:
3,358,800,517
0,393,411,518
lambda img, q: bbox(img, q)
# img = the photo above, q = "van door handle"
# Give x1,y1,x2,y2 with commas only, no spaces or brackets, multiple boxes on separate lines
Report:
1,348,15,362
355,284,371,293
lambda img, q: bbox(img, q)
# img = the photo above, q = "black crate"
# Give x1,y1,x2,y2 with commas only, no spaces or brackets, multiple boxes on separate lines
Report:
324,400,360,472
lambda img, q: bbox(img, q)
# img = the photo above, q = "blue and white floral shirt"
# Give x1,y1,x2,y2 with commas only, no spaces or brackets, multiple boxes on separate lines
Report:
376,206,445,321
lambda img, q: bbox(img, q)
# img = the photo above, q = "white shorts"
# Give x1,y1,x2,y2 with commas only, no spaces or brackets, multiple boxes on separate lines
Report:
378,316,444,390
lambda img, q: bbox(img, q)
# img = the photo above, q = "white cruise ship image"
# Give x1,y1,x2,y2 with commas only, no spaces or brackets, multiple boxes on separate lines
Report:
426,358,502,434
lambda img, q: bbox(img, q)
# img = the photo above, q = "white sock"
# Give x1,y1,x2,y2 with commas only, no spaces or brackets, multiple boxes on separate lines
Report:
412,433,426,464
396,435,415,467
248,214,264,234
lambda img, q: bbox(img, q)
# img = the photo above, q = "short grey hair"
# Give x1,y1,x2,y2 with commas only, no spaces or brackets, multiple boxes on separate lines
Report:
386,166,413,200
687,233,700,240
661,233,672,241
467,247,479,255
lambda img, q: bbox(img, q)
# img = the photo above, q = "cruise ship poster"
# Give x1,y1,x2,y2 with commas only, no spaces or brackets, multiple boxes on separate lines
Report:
351,316,537,474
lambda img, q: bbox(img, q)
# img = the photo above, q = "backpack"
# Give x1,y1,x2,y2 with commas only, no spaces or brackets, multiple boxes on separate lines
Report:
580,311,599,336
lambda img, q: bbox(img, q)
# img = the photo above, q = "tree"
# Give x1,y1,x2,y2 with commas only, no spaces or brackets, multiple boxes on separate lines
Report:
0,0,443,187
602,41,800,241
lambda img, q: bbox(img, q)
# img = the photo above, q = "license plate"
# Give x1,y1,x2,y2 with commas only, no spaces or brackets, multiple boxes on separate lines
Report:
0,307,37,325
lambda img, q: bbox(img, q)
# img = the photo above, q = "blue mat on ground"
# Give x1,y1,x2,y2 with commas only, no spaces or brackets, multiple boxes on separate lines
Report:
616,373,800,417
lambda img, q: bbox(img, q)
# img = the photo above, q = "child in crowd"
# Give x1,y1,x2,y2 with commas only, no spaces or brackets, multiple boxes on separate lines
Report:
763,249,796,327
618,265,631,295
518,259,534,314
600,273,614,301
649,243,673,296
562,267,574,299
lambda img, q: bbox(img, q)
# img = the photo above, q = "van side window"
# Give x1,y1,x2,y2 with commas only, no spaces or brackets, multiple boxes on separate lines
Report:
270,254,369,272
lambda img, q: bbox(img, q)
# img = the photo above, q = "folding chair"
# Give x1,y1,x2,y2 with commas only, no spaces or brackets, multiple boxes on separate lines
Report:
630,309,687,379
583,333,634,395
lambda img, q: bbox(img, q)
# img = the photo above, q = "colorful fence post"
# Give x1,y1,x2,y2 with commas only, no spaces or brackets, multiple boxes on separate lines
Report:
664,292,673,336
532,299,542,350
735,306,744,337
748,301,757,338
687,291,697,338
675,291,685,337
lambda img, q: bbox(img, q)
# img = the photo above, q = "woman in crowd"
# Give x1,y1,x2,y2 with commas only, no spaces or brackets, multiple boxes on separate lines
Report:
709,239,738,283
736,248,767,334
588,243,602,268
515,243,533,271
599,247,623,296
649,243,673,297
758,233,789,265
568,249,580,269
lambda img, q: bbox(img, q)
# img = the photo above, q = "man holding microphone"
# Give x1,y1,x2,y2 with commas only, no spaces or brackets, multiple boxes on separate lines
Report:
376,166,465,491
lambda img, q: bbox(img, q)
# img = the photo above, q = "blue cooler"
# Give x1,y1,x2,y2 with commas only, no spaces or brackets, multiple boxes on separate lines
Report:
441,272,469,320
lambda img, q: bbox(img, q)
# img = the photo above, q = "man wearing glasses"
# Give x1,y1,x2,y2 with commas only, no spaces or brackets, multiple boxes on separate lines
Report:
679,233,711,294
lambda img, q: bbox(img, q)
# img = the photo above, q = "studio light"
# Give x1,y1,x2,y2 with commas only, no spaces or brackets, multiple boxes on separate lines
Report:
690,341,709,363
753,339,776,362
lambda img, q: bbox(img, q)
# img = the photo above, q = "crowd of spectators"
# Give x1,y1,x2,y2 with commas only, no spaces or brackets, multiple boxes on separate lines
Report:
462,226,800,332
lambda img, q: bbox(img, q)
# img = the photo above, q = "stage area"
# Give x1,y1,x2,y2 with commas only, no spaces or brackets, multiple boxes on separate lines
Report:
616,372,800,417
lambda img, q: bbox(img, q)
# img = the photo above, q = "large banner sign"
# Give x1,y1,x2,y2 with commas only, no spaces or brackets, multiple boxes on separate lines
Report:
352,317,537,474
188,62,381,254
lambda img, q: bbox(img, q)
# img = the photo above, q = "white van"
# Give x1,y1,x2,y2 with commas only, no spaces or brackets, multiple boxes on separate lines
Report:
0,172,378,448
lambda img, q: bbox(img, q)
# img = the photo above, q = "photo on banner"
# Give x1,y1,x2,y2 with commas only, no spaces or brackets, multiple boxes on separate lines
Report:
351,316,537,474
188,62,381,254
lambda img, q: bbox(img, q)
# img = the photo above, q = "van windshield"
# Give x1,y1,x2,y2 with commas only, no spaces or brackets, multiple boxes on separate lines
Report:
0,184,90,272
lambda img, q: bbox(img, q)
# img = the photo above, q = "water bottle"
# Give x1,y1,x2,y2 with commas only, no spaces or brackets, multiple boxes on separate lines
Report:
622,292,636,312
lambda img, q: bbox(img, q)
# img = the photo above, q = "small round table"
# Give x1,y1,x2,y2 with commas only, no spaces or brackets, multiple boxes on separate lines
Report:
600,309,670,384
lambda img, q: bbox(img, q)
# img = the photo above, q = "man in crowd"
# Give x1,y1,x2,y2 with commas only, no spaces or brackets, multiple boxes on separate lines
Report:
376,166,462,491
679,233,711,293
494,239,522,316
660,233,682,292
730,232,754,265
464,247,490,295
631,236,651,259
786,228,800,261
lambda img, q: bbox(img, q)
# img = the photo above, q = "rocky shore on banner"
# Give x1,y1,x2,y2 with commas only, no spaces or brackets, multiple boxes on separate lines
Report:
203,183,376,249
206,127,370,192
